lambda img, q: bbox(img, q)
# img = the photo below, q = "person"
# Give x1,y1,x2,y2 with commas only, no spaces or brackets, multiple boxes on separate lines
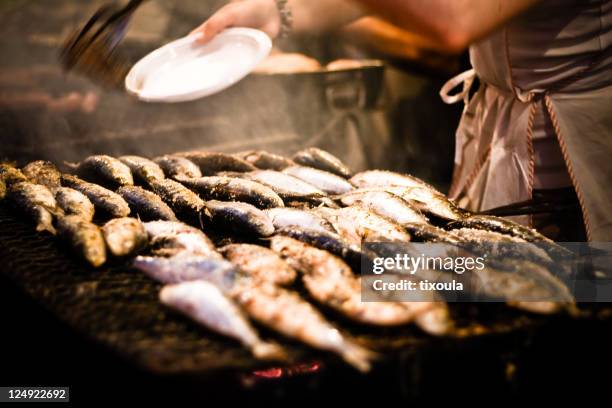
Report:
191,0,612,242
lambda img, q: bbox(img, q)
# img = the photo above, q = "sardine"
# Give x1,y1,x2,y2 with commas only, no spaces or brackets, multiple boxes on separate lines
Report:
242,170,329,206
7,181,61,234
203,200,275,237
118,155,165,186
350,170,439,193
265,207,335,234
292,148,352,178
143,220,218,258
56,215,106,267
273,226,370,272
237,150,295,170
61,174,130,218
102,217,148,257
66,155,133,188
282,166,353,195
230,282,374,371
338,190,428,226
22,160,61,188
176,151,256,175
403,223,462,243
133,255,238,291
154,155,202,179
0,163,28,186
160,280,285,360
384,186,469,221
465,259,573,314
54,186,95,221
451,227,554,268
270,236,448,329
448,214,553,243
219,243,297,285
117,185,178,221
317,206,412,244
176,176,284,209
149,179,205,221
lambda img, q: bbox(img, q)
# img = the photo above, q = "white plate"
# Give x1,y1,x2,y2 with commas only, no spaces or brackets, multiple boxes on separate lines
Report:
125,28,272,103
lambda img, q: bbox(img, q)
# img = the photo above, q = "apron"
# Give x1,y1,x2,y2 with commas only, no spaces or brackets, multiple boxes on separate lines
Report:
440,0,612,241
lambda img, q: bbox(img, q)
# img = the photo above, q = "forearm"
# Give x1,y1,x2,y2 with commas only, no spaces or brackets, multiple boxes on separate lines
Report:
288,0,366,34
353,0,543,53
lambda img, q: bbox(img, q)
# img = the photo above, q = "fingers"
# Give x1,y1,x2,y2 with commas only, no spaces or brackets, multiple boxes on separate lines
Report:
191,5,237,44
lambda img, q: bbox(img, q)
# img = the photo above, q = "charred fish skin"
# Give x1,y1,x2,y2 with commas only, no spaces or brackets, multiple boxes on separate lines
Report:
219,244,297,285
203,200,275,237
403,223,462,244
7,181,61,234
118,155,165,186
142,220,218,258
338,190,428,226
22,160,61,188
0,163,28,186
230,282,374,372
175,151,257,175
160,280,285,360
61,174,130,218
117,185,178,222
282,166,353,195
270,236,444,330
176,176,284,209
154,155,202,179
149,179,205,222
273,226,372,272
54,186,95,221
102,217,148,257
67,155,134,188
237,150,295,171
265,207,336,234
56,215,106,267
292,147,352,178
448,214,553,243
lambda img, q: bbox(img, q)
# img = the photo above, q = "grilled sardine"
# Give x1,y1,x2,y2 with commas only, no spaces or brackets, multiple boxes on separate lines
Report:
61,174,130,218
66,155,133,188
160,280,285,360
118,155,165,186
117,185,177,221
7,181,61,234
54,186,95,221
102,217,148,257
22,160,61,188
56,215,106,267
203,200,275,237
220,244,297,285
176,176,284,209
292,148,352,178
154,155,202,179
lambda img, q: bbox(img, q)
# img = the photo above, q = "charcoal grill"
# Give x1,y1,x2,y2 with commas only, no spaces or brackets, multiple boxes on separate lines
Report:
3,202,612,403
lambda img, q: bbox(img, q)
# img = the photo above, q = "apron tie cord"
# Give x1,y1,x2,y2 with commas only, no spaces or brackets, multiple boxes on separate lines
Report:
440,69,476,106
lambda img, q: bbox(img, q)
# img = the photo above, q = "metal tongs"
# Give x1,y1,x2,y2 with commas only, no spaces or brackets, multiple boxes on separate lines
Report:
59,0,146,88
479,189,580,217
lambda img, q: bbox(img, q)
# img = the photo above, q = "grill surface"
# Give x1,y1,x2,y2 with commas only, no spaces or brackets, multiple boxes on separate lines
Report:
0,203,599,378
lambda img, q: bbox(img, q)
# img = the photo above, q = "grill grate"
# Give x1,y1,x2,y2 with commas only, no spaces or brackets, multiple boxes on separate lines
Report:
0,204,570,376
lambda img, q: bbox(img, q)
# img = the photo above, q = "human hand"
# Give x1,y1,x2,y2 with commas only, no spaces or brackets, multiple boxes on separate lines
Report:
191,0,281,43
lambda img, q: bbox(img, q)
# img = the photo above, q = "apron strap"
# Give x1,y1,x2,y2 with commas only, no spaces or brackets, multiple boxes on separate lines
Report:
439,69,476,106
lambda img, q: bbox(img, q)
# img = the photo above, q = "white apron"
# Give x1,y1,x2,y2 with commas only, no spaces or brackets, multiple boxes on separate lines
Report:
441,0,612,241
